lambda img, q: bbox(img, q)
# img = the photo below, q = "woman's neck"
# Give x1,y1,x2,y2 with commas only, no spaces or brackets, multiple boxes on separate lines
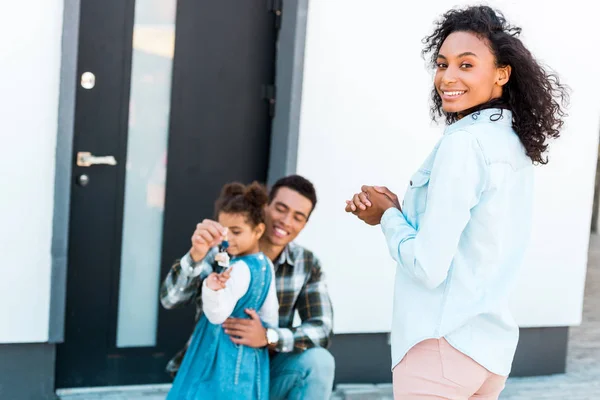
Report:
458,98,509,119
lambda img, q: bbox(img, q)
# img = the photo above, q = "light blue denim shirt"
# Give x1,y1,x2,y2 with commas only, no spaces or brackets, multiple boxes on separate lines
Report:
381,108,533,376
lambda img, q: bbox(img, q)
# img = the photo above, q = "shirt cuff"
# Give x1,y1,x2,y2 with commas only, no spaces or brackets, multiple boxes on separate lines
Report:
273,327,295,353
180,251,203,278
381,207,404,229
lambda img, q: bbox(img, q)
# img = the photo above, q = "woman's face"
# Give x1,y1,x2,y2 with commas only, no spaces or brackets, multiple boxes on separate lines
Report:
434,31,510,114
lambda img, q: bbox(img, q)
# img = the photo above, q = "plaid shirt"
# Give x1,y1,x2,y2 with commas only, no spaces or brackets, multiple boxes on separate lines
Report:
160,242,334,376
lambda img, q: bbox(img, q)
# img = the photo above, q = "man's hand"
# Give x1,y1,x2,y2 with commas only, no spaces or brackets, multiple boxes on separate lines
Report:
222,309,268,348
205,267,233,291
190,219,226,262
345,185,400,226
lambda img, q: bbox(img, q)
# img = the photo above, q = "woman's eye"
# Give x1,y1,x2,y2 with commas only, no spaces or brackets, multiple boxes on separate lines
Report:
460,63,473,68
436,63,447,69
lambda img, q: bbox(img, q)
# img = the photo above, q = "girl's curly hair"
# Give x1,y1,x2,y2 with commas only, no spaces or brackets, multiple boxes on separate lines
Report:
214,181,268,227
422,5,569,164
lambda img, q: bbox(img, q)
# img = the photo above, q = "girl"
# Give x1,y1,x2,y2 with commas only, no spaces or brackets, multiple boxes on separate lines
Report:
167,181,278,400
346,5,568,399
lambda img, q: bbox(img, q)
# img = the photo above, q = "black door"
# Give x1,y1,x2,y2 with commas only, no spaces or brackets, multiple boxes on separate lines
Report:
56,0,277,388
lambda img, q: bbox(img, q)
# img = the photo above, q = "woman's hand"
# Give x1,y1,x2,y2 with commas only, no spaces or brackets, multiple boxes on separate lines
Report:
345,185,401,226
205,268,233,291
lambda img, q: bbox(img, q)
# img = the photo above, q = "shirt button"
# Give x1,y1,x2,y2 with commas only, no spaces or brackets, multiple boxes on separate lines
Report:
410,180,413,186
258,254,264,260
262,266,266,271
179,287,184,292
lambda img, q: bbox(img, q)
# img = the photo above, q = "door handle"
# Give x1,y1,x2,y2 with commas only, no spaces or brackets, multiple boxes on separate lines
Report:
76,151,118,167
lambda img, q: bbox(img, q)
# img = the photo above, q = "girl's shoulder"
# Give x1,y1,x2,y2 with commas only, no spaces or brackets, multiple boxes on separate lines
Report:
232,252,269,269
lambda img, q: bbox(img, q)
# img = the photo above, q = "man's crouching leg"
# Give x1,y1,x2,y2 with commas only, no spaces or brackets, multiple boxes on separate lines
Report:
269,347,336,400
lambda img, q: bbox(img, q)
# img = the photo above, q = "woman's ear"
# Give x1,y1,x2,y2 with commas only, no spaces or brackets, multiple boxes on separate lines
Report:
497,65,512,87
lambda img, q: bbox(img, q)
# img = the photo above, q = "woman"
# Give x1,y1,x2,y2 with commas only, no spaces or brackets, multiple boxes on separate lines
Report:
345,6,568,399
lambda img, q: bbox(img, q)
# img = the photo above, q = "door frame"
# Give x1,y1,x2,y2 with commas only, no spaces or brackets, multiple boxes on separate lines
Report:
51,0,309,344
48,0,309,392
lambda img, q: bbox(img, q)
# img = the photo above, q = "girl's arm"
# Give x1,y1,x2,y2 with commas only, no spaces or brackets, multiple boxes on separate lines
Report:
201,261,250,324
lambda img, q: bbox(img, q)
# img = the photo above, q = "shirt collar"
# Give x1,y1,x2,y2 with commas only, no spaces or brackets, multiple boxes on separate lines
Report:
275,242,295,267
445,108,513,135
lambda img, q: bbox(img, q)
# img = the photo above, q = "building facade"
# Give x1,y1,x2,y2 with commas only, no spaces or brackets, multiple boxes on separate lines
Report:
2,0,598,399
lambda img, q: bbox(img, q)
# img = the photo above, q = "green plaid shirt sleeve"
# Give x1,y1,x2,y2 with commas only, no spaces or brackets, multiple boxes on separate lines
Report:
160,248,217,309
273,257,334,352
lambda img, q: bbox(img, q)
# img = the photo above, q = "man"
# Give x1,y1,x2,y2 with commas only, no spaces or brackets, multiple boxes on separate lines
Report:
160,175,335,399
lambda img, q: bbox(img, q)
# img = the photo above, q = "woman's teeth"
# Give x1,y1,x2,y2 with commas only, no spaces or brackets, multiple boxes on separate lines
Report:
444,90,465,97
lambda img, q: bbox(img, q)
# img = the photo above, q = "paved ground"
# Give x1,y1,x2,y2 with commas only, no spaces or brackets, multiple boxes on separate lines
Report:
59,236,600,400
496,234,600,400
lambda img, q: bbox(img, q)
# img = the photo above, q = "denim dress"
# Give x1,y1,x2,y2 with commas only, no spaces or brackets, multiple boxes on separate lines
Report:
167,253,272,400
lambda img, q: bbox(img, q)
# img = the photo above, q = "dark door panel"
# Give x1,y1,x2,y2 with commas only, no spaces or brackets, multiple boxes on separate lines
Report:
56,0,276,388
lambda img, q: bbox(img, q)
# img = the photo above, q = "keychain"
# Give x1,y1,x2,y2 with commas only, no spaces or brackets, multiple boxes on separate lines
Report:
215,228,230,269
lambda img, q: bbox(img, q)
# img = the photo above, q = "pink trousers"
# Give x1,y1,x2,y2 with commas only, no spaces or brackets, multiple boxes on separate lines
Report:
393,338,507,400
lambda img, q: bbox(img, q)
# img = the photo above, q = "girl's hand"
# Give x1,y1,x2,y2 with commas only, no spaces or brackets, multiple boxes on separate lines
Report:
205,268,233,291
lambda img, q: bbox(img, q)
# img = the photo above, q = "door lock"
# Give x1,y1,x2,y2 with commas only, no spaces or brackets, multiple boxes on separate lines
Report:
77,174,90,187
76,152,117,167
81,72,96,89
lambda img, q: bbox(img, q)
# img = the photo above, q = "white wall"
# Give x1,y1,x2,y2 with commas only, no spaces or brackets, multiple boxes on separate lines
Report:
0,1,64,343
296,0,600,333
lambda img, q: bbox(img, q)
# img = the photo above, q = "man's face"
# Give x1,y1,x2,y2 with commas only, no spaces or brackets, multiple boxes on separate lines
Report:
264,187,313,247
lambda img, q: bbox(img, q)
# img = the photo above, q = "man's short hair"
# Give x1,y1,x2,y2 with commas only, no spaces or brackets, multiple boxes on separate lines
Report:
269,175,317,215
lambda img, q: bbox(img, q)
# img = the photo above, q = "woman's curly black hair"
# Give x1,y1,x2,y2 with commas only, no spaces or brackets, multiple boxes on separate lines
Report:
422,5,569,164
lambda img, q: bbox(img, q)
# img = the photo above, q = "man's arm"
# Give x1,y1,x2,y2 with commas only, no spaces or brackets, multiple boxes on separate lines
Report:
273,257,334,352
160,248,217,309
161,219,227,309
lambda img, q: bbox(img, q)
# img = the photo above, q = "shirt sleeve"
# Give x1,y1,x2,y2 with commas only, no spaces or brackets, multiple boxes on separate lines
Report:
258,260,279,328
380,130,488,290
201,260,251,325
160,248,217,309
272,256,334,353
